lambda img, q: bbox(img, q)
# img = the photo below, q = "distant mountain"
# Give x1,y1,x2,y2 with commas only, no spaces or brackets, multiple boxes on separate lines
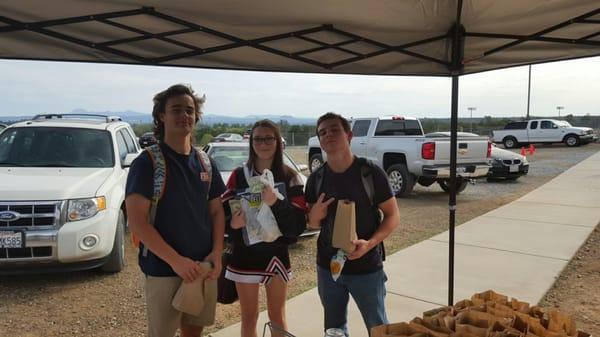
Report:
0,109,317,125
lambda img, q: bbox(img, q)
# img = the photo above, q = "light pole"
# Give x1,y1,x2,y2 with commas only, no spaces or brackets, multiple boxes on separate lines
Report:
468,107,476,132
556,106,564,118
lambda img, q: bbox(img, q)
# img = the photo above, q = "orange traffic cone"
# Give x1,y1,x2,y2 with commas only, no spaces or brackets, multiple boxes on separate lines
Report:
528,144,536,155
520,147,526,156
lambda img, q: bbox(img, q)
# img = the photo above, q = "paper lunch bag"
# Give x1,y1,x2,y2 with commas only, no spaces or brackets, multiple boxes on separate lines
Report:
332,199,358,255
171,262,217,320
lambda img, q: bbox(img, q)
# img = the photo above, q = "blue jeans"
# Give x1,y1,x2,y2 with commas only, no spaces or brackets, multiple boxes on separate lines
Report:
317,266,388,337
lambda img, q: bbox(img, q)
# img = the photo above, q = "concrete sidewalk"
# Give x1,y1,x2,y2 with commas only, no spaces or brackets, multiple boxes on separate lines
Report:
212,150,600,337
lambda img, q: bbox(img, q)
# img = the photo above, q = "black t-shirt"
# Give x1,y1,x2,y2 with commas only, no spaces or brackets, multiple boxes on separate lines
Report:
125,143,226,276
305,157,393,274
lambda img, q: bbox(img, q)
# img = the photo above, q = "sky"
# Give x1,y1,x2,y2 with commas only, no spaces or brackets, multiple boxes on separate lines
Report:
0,56,599,120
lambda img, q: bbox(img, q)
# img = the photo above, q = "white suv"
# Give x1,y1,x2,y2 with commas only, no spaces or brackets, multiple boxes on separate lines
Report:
0,114,140,274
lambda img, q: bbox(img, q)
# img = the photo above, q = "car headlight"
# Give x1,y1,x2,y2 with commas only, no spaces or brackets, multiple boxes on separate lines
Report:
67,197,106,221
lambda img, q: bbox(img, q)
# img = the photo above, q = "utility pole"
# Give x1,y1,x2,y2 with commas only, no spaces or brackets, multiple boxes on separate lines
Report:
556,106,564,118
526,65,531,120
468,107,476,132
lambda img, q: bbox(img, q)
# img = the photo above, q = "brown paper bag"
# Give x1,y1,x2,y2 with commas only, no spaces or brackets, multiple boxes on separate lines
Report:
510,298,530,313
546,310,577,336
411,317,453,337
332,199,357,254
485,302,516,319
171,262,215,316
514,312,547,337
371,322,433,337
471,290,508,306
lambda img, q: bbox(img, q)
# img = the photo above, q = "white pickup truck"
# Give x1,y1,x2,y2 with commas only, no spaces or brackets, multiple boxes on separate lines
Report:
0,114,140,274
308,116,491,197
492,119,597,148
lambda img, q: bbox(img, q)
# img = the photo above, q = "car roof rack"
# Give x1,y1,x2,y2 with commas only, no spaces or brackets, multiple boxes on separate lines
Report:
32,113,122,123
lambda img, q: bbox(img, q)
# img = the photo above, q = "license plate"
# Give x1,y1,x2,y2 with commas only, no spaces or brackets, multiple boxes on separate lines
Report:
0,231,24,248
509,164,519,173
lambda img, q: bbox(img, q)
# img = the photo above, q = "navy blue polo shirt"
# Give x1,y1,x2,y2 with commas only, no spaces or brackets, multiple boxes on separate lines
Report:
126,143,226,276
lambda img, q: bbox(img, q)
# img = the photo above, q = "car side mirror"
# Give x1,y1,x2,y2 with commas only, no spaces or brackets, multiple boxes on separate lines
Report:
122,153,139,167
552,124,558,129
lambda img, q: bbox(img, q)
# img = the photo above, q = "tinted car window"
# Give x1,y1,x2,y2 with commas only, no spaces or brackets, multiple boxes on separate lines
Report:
116,132,129,161
119,129,137,154
0,127,114,167
541,121,554,129
530,121,538,129
352,120,371,137
504,122,528,129
374,120,423,136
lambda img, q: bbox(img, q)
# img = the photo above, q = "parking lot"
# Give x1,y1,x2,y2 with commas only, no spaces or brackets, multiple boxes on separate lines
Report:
1,142,599,337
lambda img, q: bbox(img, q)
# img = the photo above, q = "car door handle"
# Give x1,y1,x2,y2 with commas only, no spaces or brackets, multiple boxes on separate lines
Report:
359,141,366,145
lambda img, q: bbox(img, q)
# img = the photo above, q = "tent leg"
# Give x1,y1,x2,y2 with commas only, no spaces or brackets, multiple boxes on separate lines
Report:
448,75,459,306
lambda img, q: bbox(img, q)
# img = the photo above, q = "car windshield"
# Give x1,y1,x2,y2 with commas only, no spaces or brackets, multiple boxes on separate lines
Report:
207,145,297,172
0,127,114,167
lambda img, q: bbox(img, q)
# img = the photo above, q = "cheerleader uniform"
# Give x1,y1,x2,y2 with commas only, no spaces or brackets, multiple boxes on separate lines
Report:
221,164,307,284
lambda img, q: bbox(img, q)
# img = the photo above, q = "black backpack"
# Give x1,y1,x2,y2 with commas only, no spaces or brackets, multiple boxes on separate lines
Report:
310,158,386,260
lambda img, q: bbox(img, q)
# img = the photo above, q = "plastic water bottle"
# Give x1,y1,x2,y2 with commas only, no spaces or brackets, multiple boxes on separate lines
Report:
325,328,346,337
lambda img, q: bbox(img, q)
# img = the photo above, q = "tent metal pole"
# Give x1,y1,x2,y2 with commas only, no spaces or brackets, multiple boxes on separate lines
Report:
449,75,458,306
448,0,463,307
527,65,532,120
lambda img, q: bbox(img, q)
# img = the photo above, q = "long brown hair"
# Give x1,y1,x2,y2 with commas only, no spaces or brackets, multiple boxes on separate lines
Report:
247,119,296,183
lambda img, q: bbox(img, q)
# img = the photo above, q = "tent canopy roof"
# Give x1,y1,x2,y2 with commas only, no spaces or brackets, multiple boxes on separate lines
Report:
1,0,599,76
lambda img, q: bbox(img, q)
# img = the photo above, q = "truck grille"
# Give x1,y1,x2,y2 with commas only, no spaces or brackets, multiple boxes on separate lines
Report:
0,247,52,259
0,202,61,228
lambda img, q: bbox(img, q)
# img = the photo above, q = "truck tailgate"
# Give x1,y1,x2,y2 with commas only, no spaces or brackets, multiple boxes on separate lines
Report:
428,137,489,163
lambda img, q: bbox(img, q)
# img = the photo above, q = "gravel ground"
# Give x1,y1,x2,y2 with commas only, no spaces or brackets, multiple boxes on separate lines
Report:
539,225,600,336
1,143,598,337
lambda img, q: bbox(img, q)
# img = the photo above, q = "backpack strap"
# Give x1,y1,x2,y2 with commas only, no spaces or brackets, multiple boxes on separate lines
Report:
311,164,326,203
357,158,375,206
357,158,387,261
242,162,252,182
196,149,212,200
138,144,167,257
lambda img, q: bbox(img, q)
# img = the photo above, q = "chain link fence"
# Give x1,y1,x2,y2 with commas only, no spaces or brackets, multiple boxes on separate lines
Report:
281,132,314,146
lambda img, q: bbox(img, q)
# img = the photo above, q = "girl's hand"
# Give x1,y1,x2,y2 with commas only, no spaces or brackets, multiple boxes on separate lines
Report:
231,209,246,229
262,185,278,206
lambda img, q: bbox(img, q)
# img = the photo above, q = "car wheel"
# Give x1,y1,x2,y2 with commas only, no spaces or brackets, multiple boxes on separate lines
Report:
309,154,324,173
438,178,468,194
101,209,126,273
386,164,414,197
564,135,579,147
503,137,518,149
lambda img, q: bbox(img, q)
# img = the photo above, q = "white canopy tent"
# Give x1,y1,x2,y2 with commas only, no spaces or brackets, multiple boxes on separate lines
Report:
2,0,599,304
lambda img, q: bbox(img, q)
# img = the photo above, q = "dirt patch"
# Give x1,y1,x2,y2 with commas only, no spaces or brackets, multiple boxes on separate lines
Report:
1,143,598,337
539,225,600,336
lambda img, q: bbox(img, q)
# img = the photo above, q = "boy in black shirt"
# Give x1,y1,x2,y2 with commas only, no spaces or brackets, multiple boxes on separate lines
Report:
306,112,400,336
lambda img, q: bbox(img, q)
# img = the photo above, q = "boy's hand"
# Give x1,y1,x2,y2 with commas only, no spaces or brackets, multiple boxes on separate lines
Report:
308,193,335,228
